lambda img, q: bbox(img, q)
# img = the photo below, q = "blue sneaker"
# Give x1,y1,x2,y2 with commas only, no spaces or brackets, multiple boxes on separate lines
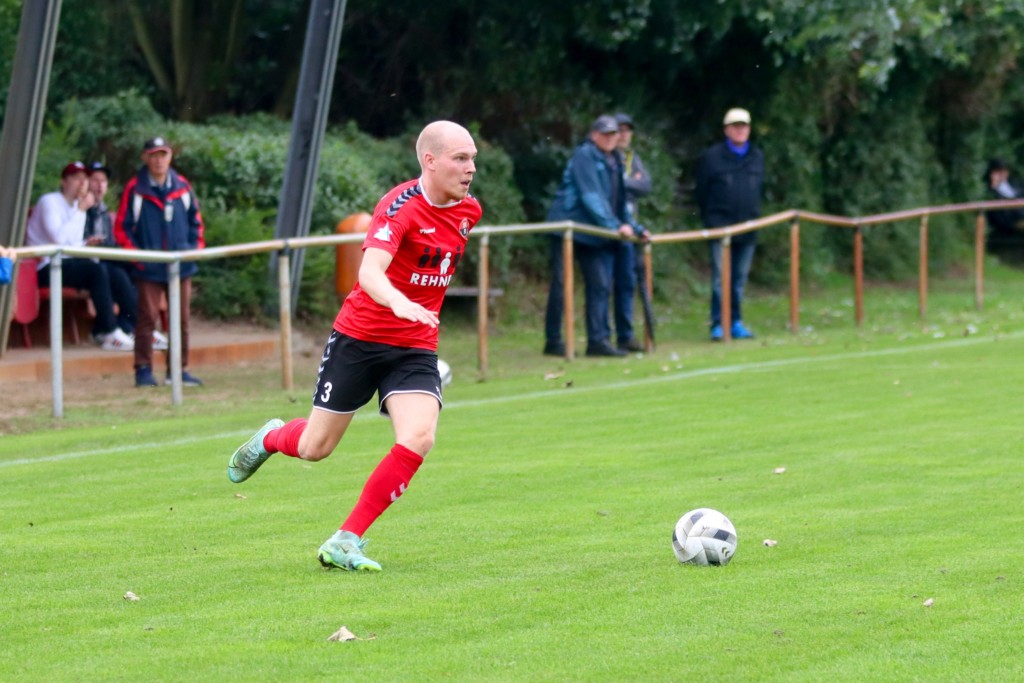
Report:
731,321,755,339
228,418,285,483
135,365,159,387
710,324,724,342
165,371,204,387
317,530,382,572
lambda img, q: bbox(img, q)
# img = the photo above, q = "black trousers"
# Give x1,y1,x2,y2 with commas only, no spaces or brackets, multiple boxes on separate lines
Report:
37,258,136,337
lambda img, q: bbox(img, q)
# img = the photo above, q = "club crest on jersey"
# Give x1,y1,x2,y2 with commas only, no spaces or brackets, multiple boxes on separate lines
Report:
459,218,471,238
373,222,392,242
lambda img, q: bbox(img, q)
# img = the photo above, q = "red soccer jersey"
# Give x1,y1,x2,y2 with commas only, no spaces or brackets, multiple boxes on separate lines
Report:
334,179,483,350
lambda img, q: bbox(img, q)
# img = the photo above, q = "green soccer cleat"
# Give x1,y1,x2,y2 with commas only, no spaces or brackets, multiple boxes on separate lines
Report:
227,418,285,483
317,530,382,572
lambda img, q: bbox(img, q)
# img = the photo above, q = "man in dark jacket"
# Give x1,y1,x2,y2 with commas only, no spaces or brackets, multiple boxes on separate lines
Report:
114,136,206,387
544,115,639,357
613,112,652,352
695,107,764,341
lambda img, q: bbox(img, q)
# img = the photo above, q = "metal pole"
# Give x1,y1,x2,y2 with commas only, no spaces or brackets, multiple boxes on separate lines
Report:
277,250,294,391
271,0,347,314
168,261,183,406
0,0,63,354
477,234,490,378
49,253,64,419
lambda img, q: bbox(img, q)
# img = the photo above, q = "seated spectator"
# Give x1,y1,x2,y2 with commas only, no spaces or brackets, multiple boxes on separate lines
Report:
85,161,167,350
983,158,1024,240
25,161,135,351
0,245,16,285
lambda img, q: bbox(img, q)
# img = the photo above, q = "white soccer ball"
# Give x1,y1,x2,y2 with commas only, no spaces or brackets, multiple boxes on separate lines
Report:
672,508,737,566
437,359,452,387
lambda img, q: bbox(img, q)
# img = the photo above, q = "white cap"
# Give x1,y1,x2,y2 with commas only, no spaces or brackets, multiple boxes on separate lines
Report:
723,108,751,126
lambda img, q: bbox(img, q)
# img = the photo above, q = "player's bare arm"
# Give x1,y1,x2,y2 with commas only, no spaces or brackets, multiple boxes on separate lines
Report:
359,247,439,328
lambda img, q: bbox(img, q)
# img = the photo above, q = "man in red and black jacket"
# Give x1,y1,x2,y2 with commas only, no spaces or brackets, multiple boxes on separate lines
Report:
114,136,206,387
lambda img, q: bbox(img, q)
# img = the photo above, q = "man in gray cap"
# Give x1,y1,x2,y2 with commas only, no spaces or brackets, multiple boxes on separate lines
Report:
544,115,640,357
695,107,764,341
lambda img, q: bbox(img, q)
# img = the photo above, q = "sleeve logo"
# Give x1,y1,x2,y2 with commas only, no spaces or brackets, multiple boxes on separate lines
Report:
373,222,392,242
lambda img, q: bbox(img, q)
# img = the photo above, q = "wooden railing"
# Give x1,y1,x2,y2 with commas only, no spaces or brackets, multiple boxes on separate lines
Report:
6,197,1024,417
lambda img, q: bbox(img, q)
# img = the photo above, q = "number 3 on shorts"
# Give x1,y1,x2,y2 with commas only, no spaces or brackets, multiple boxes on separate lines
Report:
320,381,333,403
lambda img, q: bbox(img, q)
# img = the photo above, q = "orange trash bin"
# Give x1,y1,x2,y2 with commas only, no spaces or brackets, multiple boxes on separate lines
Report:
335,212,371,302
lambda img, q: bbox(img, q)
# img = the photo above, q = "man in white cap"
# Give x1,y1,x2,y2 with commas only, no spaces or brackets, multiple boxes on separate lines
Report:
695,107,765,341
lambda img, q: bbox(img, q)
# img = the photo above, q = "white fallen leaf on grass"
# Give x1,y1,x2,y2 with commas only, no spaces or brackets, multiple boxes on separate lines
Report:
773,467,786,474
923,598,934,607
543,371,564,381
124,591,140,602
327,625,375,642
234,493,247,499
763,539,778,547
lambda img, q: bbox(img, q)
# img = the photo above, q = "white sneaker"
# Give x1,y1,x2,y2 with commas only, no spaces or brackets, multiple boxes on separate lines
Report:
153,330,169,351
100,327,134,352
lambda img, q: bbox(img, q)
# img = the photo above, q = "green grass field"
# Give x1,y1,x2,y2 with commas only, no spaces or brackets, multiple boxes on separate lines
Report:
2,267,1023,681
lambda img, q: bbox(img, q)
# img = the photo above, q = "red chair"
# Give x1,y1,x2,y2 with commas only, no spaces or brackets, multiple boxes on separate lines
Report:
12,258,40,348
11,257,92,348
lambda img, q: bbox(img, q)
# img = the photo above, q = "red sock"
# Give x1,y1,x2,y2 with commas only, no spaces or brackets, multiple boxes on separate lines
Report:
341,444,424,537
262,418,307,458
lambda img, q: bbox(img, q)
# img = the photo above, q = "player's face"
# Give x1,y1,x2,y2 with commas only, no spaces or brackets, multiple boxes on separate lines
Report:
431,139,477,203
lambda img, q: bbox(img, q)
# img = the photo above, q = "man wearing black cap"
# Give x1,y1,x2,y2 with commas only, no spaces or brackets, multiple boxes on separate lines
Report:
114,137,206,387
544,115,639,357
25,161,135,351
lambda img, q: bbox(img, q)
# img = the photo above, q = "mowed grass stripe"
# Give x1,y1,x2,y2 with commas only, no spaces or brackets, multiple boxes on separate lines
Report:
2,329,1019,467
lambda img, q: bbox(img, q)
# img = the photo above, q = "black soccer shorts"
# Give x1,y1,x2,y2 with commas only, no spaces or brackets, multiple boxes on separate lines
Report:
312,331,442,416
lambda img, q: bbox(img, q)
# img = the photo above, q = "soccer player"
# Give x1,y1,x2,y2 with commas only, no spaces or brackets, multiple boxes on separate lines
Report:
228,120,481,572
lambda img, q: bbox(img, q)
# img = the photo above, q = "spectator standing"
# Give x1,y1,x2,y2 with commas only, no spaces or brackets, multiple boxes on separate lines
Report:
114,137,205,387
695,107,764,341
612,112,652,352
982,158,1024,250
25,161,135,351
227,121,482,573
544,115,638,357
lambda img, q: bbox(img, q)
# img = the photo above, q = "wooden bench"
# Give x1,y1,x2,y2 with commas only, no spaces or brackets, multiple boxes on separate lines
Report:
445,286,505,301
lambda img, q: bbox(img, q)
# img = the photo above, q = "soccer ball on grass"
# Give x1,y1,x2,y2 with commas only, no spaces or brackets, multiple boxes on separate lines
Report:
672,508,737,566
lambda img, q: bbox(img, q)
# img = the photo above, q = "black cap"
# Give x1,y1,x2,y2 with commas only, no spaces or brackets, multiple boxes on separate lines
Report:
615,112,634,129
591,115,620,134
984,158,1009,181
87,161,112,178
143,136,172,154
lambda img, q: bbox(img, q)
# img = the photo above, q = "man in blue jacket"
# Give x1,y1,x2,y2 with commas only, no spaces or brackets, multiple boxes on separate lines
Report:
544,115,639,357
114,136,206,387
695,107,765,341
